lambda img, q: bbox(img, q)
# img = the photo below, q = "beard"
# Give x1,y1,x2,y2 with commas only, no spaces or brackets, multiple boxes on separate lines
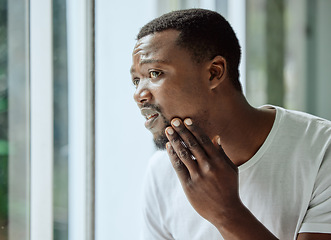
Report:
153,114,171,150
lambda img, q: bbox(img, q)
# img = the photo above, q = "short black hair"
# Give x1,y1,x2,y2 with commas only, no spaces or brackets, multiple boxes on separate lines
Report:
137,8,242,92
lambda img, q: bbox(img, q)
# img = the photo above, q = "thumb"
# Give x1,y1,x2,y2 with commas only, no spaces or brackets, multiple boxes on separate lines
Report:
212,135,238,172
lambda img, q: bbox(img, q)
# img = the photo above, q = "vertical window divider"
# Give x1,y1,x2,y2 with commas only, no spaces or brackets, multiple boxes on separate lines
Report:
30,0,54,239
85,0,96,239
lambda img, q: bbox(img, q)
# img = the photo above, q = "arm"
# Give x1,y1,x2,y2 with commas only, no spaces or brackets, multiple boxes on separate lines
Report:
297,233,331,240
165,117,278,240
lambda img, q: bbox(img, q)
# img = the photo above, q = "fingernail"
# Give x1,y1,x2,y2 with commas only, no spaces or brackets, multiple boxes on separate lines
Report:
184,118,192,126
167,128,174,135
173,119,180,127
166,142,171,149
217,136,221,145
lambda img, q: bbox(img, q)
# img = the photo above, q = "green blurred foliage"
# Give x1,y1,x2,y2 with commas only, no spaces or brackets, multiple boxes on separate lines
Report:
0,0,8,232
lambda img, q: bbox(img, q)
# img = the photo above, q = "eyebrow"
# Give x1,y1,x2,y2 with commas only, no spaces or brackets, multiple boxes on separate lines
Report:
130,59,170,74
139,59,169,65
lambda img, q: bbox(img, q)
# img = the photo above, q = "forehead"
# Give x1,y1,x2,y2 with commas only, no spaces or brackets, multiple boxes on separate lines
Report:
132,29,182,62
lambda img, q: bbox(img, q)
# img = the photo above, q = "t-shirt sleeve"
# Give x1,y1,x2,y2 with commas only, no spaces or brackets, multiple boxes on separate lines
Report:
299,143,331,233
140,152,173,240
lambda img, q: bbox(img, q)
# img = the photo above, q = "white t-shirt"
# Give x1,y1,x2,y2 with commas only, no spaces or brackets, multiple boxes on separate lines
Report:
140,106,331,240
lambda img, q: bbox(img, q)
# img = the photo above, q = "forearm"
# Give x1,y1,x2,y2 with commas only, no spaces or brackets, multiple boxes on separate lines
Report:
213,202,278,240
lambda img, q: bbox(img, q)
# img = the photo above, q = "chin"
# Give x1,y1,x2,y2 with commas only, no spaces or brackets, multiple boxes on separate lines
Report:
151,115,170,150
153,131,168,150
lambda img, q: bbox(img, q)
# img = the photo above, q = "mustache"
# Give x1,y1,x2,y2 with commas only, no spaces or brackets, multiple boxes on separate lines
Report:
141,103,163,113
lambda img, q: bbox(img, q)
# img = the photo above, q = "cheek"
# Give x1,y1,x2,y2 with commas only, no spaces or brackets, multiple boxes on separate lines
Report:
161,91,205,118
156,78,208,118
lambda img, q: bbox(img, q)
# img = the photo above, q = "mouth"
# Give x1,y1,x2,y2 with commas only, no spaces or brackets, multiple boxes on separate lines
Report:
146,113,159,121
145,113,159,129
140,108,160,130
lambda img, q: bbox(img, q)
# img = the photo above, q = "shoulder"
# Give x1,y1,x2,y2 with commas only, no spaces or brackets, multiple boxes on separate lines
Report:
260,105,331,169
277,106,331,129
271,106,331,145
278,107,331,182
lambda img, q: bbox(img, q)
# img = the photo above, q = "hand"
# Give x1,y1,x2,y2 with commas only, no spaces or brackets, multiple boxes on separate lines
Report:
165,117,241,226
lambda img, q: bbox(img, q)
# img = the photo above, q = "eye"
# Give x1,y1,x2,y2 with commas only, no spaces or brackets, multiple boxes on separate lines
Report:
149,70,162,79
132,78,140,87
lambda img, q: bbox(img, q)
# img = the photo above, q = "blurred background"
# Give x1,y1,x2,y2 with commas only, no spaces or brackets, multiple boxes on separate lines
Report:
0,0,330,239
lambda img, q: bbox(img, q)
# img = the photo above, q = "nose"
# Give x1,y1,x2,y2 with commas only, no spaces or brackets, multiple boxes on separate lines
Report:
133,82,152,104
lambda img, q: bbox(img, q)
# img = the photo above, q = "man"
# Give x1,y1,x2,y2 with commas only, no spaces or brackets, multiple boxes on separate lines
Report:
130,8,331,240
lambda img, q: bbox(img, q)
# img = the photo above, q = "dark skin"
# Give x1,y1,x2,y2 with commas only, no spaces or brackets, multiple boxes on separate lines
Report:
131,29,331,240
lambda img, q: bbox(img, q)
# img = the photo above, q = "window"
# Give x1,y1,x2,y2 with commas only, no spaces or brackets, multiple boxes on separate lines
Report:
1,0,96,239
2,1,330,240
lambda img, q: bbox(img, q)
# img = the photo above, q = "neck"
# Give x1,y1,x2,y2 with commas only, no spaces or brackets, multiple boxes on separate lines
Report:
209,91,276,166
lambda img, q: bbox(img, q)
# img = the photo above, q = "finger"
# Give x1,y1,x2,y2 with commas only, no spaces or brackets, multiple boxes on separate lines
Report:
171,118,209,165
166,142,191,183
212,135,238,172
165,126,198,175
183,118,218,159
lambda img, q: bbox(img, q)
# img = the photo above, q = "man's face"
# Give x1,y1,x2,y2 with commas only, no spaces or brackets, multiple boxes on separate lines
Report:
131,30,211,149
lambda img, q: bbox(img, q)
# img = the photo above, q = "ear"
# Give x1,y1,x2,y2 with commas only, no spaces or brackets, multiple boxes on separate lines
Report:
208,56,227,90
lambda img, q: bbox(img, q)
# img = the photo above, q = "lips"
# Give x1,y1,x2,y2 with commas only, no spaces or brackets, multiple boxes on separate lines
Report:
140,108,160,129
146,113,159,120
